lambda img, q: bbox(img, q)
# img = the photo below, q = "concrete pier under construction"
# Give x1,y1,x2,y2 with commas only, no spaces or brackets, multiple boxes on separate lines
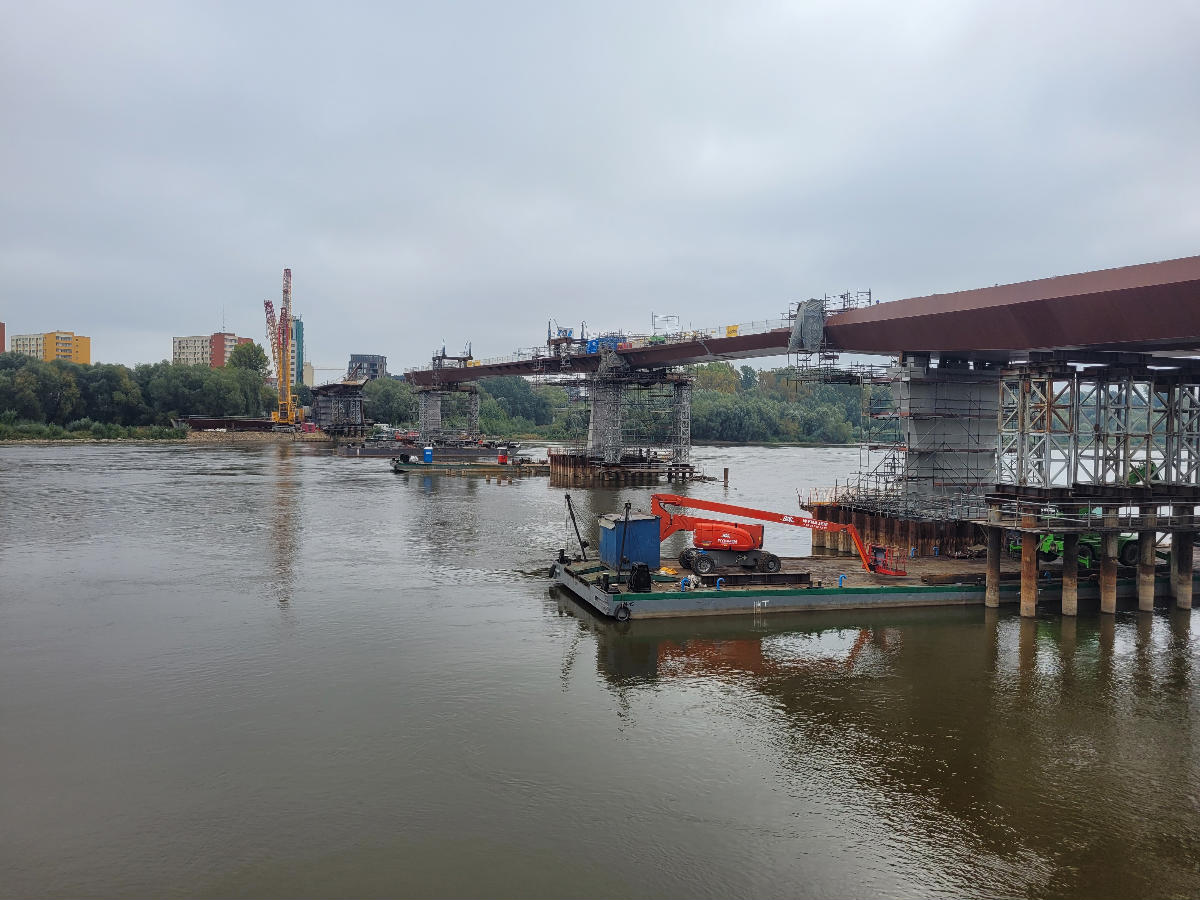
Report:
796,257,1200,619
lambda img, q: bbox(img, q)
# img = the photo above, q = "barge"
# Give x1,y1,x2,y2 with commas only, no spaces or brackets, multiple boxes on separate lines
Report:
339,438,520,460
391,458,549,476
550,493,1196,620
549,555,1191,620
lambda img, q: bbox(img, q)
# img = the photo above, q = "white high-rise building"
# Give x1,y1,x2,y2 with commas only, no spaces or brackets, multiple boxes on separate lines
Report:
172,336,209,366
11,334,45,358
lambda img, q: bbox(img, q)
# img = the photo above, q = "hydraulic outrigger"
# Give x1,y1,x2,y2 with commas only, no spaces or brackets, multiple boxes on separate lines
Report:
650,493,908,577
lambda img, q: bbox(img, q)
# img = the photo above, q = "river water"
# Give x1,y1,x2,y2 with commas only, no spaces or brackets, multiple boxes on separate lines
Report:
1,443,1198,899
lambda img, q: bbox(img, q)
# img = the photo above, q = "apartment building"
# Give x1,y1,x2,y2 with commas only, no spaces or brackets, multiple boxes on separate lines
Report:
10,331,91,363
172,332,253,367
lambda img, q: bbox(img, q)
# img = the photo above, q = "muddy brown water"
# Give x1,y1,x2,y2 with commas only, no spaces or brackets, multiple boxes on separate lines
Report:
1,443,1197,899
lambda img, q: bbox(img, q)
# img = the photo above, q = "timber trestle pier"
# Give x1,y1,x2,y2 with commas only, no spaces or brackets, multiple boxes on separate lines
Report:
796,256,1200,619
548,450,705,485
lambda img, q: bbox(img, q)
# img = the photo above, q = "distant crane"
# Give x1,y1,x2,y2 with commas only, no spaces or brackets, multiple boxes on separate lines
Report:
264,268,302,424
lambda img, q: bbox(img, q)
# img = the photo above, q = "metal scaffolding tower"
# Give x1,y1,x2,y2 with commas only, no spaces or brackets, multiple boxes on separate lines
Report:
417,386,481,442
997,360,1200,490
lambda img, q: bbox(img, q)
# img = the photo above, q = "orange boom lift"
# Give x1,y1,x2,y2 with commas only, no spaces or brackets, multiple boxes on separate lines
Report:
650,494,907,577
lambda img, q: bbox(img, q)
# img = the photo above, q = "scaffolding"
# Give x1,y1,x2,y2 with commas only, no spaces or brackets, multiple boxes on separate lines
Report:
416,386,481,441
578,369,694,464
807,356,1002,523
787,290,874,383
997,361,1200,490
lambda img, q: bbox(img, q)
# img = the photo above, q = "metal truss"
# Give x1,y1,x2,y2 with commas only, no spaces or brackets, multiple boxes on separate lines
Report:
997,367,1200,489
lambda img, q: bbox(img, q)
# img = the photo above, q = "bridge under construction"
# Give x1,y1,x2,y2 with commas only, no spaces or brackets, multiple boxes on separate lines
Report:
403,254,1200,616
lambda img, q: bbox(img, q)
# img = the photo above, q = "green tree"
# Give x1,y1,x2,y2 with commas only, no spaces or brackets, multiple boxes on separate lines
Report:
479,376,553,425
739,365,758,392
363,377,417,425
226,342,270,379
690,362,740,394
77,362,149,425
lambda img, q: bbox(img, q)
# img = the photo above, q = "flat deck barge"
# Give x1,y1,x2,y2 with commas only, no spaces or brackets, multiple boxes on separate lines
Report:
551,554,1194,620
390,459,549,477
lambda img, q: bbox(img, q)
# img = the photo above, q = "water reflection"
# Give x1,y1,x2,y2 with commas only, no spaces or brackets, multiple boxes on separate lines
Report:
269,446,299,606
551,588,1200,899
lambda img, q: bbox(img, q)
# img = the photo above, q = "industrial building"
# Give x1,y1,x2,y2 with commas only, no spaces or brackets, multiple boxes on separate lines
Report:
10,331,91,364
0,321,5,352
348,354,387,380
171,332,254,367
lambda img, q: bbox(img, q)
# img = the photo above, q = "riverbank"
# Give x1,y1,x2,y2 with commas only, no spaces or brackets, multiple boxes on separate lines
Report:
0,431,186,443
0,430,335,445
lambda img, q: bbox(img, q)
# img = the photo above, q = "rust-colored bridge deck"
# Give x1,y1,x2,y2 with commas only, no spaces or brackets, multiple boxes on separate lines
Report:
405,254,1200,385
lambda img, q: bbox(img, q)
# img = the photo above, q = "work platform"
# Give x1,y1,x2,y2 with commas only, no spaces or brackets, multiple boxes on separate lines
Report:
551,551,1198,621
548,451,705,485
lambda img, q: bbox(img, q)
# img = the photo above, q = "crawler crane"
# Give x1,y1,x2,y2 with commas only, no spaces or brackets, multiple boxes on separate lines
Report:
264,268,302,425
650,494,907,577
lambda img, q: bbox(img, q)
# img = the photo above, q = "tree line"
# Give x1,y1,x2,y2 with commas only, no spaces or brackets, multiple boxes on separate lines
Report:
0,343,282,440
2,350,870,445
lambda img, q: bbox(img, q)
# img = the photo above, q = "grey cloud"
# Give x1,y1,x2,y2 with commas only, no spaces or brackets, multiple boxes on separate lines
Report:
2,0,1197,369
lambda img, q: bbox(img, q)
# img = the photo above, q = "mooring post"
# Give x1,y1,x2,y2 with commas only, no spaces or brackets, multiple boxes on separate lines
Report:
1061,532,1079,617
723,467,729,485
1020,529,1038,618
985,526,1002,608
1137,510,1157,612
1100,512,1118,615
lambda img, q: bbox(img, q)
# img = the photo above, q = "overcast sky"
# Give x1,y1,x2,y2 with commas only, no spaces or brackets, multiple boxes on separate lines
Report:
1,1,1197,373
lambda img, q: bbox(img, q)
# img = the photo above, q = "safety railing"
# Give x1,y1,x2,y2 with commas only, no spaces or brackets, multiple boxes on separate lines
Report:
986,498,1199,531
404,316,793,374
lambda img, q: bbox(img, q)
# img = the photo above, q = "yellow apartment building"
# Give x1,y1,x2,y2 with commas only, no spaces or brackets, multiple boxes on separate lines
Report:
10,331,91,364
